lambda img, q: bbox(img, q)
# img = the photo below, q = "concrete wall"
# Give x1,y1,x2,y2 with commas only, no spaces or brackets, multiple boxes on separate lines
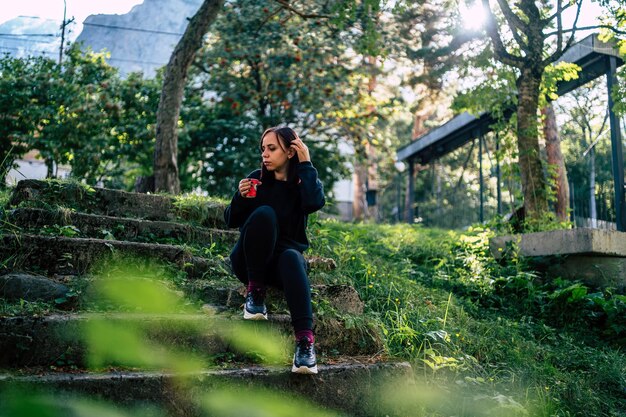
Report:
490,228,626,290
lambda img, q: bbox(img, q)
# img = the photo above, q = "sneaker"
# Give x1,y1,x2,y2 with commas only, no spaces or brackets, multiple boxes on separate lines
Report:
243,289,267,320
292,337,318,374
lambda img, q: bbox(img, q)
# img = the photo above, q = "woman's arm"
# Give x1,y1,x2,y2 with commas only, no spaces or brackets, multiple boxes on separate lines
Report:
297,161,325,214
223,171,260,228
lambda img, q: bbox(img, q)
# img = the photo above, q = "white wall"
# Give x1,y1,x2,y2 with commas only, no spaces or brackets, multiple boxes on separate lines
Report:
331,177,354,221
6,159,70,186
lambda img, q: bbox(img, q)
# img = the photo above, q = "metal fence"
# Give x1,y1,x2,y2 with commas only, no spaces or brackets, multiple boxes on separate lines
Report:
570,180,617,230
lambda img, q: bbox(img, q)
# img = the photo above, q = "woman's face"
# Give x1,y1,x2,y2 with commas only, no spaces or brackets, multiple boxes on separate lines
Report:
261,131,293,173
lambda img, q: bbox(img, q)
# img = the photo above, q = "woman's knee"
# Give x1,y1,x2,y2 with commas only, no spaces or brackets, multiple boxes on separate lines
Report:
278,249,307,272
240,206,278,258
248,205,277,225
242,206,278,240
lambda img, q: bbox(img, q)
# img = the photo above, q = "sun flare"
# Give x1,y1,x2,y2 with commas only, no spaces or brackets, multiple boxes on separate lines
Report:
460,1,487,31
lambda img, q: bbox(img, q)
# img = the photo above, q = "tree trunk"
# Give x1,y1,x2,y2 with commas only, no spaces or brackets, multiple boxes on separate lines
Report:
516,69,549,220
365,141,379,221
542,103,570,221
154,0,224,194
404,160,415,223
45,159,54,179
412,107,429,140
360,56,378,222
435,161,442,220
404,107,432,223
352,160,368,221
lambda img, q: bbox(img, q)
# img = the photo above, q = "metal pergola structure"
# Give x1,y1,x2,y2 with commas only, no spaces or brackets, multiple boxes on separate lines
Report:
396,34,626,231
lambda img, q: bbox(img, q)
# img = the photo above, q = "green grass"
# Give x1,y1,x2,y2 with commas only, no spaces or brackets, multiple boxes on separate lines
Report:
2,182,624,416
308,219,626,417
172,192,228,226
0,299,56,316
0,186,11,208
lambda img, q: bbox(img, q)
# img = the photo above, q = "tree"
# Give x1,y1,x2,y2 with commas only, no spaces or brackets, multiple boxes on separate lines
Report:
391,0,479,136
96,72,161,188
154,0,224,194
32,46,120,181
0,55,49,186
480,0,623,223
0,48,161,189
178,0,370,196
153,0,396,195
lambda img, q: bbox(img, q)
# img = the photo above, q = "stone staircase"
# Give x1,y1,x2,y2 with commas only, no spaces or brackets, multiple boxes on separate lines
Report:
0,180,410,417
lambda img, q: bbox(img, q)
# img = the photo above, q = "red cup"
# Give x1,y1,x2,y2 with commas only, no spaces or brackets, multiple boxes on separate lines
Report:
247,179,260,197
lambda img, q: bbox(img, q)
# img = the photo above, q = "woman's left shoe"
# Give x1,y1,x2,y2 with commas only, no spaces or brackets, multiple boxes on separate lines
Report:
243,289,268,320
292,337,318,374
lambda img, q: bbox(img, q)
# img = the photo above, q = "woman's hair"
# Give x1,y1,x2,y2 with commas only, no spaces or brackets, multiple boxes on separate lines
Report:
259,126,300,185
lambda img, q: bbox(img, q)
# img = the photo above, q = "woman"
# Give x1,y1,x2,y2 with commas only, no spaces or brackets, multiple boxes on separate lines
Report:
224,126,325,374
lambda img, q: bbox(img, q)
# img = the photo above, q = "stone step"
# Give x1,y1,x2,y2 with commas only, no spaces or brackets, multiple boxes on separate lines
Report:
0,361,411,417
191,282,364,315
0,312,384,368
5,207,239,247
0,234,335,280
8,179,227,228
0,233,223,279
0,272,362,317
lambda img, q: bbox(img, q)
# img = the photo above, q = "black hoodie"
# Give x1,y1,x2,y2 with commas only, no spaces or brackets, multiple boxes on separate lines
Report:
223,161,325,252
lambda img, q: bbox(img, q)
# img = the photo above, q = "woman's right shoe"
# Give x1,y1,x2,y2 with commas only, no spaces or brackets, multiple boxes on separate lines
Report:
243,290,268,320
292,337,318,374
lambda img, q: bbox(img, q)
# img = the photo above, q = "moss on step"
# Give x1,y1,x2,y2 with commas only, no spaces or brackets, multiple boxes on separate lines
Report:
0,311,383,369
8,179,227,228
6,207,238,249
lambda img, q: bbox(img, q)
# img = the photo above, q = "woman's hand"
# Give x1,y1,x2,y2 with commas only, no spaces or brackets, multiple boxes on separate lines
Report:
290,137,310,162
238,178,261,198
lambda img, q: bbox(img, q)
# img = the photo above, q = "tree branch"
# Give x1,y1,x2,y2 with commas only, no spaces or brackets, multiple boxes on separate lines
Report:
545,24,626,37
498,0,529,53
543,0,576,23
192,61,211,74
495,0,529,53
495,0,527,32
546,2,601,66
556,0,563,55
255,5,283,35
582,110,609,157
273,0,331,19
482,0,525,68
569,0,583,41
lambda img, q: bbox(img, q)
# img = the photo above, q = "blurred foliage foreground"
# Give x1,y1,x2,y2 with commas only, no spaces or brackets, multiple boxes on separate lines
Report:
1,209,625,416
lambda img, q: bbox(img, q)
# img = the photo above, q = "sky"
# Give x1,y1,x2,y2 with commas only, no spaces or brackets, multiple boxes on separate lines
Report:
0,0,144,40
459,1,603,32
0,0,604,35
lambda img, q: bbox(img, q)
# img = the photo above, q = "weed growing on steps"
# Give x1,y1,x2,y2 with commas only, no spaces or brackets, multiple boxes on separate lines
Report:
0,187,17,235
8,179,97,213
0,187,11,209
172,192,228,225
0,298,54,316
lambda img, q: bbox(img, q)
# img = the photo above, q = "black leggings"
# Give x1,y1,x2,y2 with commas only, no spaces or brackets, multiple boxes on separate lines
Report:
229,205,313,332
